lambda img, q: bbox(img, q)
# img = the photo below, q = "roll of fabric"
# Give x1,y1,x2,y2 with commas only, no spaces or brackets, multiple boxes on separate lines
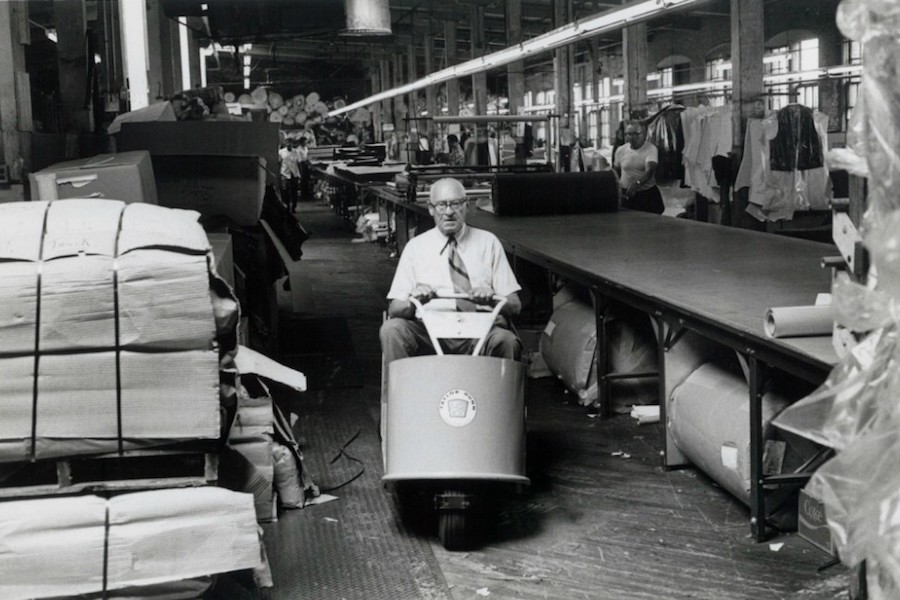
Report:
492,171,619,216
764,305,834,338
669,363,790,505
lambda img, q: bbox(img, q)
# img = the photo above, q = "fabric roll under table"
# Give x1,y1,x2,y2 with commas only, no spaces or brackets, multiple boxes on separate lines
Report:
764,305,834,338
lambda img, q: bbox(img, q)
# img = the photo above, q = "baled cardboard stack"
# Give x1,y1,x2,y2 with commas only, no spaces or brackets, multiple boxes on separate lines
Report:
0,199,230,461
0,487,261,600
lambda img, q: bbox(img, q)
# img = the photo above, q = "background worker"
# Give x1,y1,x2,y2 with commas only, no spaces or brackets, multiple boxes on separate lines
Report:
295,136,311,202
614,120,664,214
380,177,522,363
279,138,300,212
447,134,464,166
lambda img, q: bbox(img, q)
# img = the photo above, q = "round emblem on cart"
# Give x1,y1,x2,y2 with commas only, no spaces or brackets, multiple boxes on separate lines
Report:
439,389,476,427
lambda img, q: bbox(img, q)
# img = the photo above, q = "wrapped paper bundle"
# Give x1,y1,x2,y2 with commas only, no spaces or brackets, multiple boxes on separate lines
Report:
0,200,235,461
0,487,260,600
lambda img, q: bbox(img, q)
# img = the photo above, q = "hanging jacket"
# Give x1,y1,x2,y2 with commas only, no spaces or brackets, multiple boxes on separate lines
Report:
769,104,824,171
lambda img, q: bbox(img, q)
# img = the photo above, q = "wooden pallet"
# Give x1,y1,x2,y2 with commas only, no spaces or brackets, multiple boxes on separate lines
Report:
0,448,218,499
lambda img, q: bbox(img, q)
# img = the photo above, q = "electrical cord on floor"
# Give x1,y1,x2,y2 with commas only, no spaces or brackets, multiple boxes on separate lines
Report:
319,429,366,493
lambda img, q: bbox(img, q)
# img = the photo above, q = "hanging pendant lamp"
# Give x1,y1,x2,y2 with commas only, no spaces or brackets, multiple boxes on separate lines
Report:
341,0,392,36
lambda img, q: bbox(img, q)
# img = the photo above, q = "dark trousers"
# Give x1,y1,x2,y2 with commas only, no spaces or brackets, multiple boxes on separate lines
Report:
622,185,664,214
299,162,311,200
380,317,522,364
282,177,298,212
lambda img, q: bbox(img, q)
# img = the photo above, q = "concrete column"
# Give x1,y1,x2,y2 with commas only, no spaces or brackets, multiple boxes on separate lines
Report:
731,0,765,227
578,63,589,144
0,0,31,177
55,0,90,131
731,0,764,151
380,56,392,132
553,0,574,171
470,5,488,116
95,0,121,103
507,0,526,163
186,25,201,89
159,15,181,97
606,51,624,132
622,23,648,118
444,21,459,117
393,52,406,133
371,56,383,142
424,26,436,135
119,0,150,109
407,40,417,124
589,39,600,110
145,0,165,103
506,0,525,115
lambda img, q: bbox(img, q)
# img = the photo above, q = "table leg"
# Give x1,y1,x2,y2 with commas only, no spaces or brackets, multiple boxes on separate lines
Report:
590,289,611,419
749,354,768,542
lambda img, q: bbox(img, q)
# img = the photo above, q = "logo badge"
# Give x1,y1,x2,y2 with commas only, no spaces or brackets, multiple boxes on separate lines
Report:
439,389,476,427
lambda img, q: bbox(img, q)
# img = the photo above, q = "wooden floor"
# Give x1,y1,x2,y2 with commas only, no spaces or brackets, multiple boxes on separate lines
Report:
263,201,850,600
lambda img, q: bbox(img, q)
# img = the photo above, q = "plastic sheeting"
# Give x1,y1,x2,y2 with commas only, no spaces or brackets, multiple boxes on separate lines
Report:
772,0,900,589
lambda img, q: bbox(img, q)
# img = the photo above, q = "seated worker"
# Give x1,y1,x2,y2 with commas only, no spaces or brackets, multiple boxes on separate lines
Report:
614,120,664,214
380,177,523,363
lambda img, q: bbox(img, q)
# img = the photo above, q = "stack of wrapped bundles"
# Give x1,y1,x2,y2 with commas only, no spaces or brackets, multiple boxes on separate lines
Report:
0,487,261,600
0,199,236,461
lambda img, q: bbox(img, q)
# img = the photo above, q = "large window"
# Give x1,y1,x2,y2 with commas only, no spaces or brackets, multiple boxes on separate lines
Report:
765,38,819,111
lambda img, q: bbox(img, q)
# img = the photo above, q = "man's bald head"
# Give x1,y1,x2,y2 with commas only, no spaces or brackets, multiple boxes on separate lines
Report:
428,177,468,236
429,177,466,204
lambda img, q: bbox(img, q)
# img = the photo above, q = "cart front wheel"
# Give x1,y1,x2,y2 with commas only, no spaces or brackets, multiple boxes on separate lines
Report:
438,510,468,550
436,490,476,550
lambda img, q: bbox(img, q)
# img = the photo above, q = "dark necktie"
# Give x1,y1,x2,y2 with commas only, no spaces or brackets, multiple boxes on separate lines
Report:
446,236,475,312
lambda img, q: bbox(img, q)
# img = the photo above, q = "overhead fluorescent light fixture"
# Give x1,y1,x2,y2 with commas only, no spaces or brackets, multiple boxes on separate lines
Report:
329,0,706,117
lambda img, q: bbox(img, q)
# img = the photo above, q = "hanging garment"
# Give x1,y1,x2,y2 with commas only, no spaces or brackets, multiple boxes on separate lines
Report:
769,104,824,171
739,110,832,221
646,105,685,180
681,106,733,201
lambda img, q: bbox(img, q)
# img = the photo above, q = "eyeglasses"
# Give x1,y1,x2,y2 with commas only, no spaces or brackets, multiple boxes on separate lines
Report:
431,199,466,211
624,131,644,137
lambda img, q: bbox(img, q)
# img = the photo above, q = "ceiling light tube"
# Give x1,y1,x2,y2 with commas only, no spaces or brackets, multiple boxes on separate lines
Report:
329,0,707,117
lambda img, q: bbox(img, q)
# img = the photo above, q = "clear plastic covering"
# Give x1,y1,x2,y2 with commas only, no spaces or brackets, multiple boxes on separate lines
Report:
772,0,900,588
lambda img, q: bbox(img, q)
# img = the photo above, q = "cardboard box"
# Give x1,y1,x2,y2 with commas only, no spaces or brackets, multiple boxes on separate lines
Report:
0,200,230,462
0,200,216,355
118,122,280,226
798,488,834,554
0,488,260,600
29,151,158,205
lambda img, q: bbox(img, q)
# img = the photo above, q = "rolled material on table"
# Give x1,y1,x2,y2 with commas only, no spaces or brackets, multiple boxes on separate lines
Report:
764,305,834,338
492,171,619,216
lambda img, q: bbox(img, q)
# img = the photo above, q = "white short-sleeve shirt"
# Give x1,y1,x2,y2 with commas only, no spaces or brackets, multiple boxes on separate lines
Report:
387,224,521,312
614,140,658,191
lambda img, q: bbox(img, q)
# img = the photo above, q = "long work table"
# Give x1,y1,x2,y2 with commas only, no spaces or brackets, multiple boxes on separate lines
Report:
367,186,839,541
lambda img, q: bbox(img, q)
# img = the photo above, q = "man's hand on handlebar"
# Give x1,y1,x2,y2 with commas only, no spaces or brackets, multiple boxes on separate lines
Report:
468,286,496,305
410,284,437,304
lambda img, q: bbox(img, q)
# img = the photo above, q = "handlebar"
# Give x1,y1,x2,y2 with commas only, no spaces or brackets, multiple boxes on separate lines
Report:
408,292,507,313
407,292,508,357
